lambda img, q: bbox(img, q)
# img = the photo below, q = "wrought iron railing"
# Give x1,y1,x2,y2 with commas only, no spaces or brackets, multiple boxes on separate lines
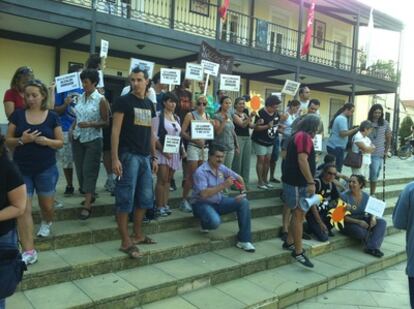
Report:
53,0,398,82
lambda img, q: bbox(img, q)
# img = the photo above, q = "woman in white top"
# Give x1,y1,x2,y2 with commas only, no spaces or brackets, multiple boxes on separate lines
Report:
352,120,375,178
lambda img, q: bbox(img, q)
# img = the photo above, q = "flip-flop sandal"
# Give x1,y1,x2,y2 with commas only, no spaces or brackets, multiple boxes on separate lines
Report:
119,245,142,259
132,236,157,245
79,207,92,220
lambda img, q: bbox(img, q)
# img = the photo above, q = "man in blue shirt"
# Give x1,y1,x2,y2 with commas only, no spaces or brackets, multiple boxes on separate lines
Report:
54,65,83,195
392,181,414,308
192,145,255,252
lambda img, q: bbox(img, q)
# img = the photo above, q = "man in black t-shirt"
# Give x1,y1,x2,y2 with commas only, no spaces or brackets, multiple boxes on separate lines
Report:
251,95,282,189
111,68,158,259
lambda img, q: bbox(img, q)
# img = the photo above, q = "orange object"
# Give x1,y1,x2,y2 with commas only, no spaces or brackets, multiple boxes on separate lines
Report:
328,199,351,230
250,96,261,111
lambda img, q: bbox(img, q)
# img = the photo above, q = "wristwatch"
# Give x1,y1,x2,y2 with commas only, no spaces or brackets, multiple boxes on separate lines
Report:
17,138,24,146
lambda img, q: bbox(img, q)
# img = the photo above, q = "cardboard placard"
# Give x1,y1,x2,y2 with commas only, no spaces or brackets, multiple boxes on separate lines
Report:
160,68,181,86
100,39,109,58
163,135,181,154
191,120,214,140
281,80,301,96
97,70,105,88
313,134,323,152
220,74,240,92
55,72,81,94
201,60,220,77
129,58,154,78
185,63,204,81
365,197,386,218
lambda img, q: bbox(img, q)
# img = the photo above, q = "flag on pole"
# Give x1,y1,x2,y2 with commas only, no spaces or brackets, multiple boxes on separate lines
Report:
365,8,375,67
301,0,317,56
219,0,230,20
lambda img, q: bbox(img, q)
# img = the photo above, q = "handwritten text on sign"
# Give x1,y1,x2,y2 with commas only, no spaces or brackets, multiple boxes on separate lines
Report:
100,39,109,58
281,80,301,96
160,68,181,85
191,121,214,140
129,58,154,78
55,72,81,94
220,74,240,92
163,135,181,154
201,60,220,77
185,63,204,81
365,197,386,218
313,134,323,152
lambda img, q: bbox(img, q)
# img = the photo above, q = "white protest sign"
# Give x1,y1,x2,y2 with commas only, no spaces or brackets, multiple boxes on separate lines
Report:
365,197,386,218
100,39,109,58
201,60,220,77
185,63,204,81
129,58,154,78
55,72,81,94
97,70,105,88
191,121,214,140
160,68,181,86
313,134,323,152
220,74,240,92
163,135,181,154
281,80,301,96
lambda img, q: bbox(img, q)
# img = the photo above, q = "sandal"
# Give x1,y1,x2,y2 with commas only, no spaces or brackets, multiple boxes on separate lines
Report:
79,207,92,220
119,245,142,259
80,196,96,206
132,235,157,245
364,248,383,258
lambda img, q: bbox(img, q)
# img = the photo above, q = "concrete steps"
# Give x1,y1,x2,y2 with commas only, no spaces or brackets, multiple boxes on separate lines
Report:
7,177,411,309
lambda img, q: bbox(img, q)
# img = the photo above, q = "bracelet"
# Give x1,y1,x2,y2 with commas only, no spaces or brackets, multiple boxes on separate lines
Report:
307,182,315,185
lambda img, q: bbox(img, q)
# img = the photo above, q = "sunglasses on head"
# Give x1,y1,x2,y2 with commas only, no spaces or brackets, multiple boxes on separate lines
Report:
18,67,33,75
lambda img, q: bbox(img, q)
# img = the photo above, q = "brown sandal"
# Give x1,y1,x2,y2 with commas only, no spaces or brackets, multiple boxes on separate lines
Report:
119,245,142,259
132,236,157,245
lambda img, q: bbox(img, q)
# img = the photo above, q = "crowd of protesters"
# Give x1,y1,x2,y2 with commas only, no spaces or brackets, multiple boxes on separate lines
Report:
0,57,393,289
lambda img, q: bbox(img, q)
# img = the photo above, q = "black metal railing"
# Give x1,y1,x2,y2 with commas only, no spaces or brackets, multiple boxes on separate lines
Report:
54,0,398,82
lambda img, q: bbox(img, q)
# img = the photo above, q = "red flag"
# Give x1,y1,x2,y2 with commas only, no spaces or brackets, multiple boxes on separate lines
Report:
219,0,230,19
301,0,317,56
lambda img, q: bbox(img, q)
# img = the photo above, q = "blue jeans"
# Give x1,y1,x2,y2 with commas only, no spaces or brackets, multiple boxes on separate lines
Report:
369,155,383,182
23,164,59,197
0,229,18,308
341,217,387,250
192,197,252,242
271,135,280,161
115,151,154,213
327,146,345,173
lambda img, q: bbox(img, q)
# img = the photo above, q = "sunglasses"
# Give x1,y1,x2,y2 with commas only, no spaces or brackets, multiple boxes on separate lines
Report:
17,67,33,75
197,102,207,106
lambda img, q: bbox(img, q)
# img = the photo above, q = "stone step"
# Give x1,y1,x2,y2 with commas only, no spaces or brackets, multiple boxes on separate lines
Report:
141,233,407,309
32,176,411,224
20,213,399,292
33,194,400,252
10,226,406,309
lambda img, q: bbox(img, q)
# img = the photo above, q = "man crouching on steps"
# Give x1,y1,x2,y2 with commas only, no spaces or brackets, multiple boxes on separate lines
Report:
191,145,255,252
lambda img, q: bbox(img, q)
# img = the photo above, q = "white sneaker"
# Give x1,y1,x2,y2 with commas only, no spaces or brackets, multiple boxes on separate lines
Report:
257,184,268,190
37,221,52,237
54,200,63,209
200,228,210,233
180,200,193,213
22,250,38,265
236,241,256,253
265,183,274,188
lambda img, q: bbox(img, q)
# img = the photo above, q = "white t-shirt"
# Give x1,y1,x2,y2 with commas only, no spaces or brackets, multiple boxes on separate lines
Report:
352,131,372,165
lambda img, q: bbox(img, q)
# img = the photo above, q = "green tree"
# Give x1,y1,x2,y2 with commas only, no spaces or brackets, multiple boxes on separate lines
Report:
398,115,413,146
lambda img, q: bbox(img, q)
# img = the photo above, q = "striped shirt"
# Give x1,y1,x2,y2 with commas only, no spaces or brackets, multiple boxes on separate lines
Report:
368,120,391,157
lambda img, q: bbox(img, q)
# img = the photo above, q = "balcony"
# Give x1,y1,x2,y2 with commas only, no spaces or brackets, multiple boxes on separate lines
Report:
56,0,397,82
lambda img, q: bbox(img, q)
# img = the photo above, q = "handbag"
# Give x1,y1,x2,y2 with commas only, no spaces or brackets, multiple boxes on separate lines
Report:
343,151,363,168
0,248,27,298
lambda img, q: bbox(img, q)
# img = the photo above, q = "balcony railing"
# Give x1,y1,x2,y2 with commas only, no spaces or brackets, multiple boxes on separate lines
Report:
56,0,397,82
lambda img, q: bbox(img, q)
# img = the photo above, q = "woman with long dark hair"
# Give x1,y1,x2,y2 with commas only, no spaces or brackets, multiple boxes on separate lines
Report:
326,103,359,172
367,104,392,195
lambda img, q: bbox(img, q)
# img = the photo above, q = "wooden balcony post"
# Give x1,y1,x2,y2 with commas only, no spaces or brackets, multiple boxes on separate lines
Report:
170,0,176,29
351,11,360,73
249,0,255,47
89,0,97,55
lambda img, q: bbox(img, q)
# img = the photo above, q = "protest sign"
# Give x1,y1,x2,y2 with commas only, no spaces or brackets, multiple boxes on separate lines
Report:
199,41,234,74
97,70,105,88
163,135,181,154
365,197,386,218
313,134,323,152
185,63,204,81
281,80,301,96
220,74,240,92
129,58,154,78
100,39,109,58
191,121,214,140
160,68,181,90
201,60,220,77
55,72,81,94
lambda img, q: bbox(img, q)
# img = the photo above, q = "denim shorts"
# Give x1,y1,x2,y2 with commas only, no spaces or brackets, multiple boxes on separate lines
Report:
283,182,307,210
252,142,273,156
369,155,383,182
115,152,154,213
23,164,59,197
